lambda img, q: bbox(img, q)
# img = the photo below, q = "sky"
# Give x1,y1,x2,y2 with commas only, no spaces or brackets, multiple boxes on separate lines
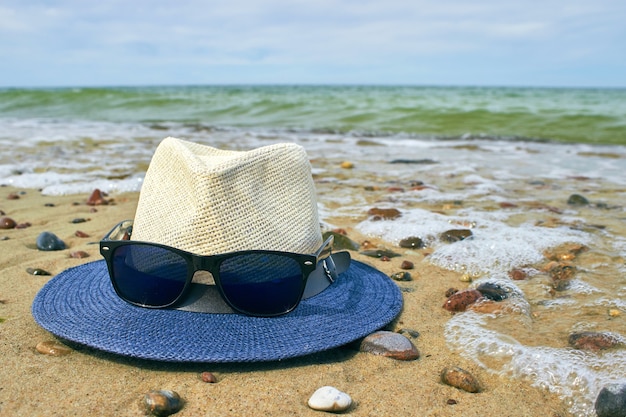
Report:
1,0,625,88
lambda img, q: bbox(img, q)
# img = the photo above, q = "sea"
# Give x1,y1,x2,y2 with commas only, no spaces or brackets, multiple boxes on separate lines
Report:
1,85,625,416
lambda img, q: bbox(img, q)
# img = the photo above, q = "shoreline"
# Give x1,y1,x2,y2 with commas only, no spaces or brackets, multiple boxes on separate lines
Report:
0,185,573,416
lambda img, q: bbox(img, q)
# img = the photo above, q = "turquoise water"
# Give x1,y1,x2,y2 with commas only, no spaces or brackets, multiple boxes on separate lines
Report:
1,85,625,144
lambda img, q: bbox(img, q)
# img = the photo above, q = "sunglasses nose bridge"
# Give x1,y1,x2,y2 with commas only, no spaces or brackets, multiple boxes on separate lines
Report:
193,254,218,276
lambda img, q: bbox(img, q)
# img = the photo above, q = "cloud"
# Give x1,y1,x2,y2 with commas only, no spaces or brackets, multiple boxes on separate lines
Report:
1,0,625,86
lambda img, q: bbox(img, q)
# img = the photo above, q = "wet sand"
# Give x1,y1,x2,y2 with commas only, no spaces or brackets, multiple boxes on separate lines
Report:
0,185,572,417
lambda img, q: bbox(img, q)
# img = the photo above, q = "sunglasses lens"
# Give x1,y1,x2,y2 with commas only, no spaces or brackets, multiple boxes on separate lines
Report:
219,253,303,316
110,244,188,307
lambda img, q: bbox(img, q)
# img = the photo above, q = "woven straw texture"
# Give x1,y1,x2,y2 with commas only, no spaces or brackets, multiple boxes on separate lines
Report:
132,138,323,255
32,260,403,362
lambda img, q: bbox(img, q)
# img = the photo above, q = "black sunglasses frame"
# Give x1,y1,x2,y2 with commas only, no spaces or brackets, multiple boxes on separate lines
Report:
99,220,339,317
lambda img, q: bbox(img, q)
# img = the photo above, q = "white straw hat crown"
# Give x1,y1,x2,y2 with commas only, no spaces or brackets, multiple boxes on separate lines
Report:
131,137,323,255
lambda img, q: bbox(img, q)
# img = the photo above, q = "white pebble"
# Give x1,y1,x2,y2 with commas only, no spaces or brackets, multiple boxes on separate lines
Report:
307,386,352,412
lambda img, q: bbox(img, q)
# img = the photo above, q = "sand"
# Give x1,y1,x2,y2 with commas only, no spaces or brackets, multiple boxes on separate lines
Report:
0,185,571,417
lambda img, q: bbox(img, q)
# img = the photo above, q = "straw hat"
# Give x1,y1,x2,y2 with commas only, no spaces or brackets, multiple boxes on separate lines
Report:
132,137,323,254
32,138,402,362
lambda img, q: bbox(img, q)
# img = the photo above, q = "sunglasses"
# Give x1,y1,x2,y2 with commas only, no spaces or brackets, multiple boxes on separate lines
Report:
99,220,350,317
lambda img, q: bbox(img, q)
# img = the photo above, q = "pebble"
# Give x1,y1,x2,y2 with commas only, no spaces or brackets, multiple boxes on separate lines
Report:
0,217,16,229
322,231,360,251
476,282,508,301
36,340,72,356
390,271,412,281
360,249,401,258
547,263,577,290
445,288,459,297
26,267,51,276
459,274,472,283
400,260,414,269
7,193,20,200
86,188,109,206
595,383,626,417
200,372,217,383
398,328,420,338
70,218,88,224
389,158,438,165
544,243,587,261
75,230,90,238
367,207,402,220
359,330,420,360
398,236,425,249
340,161,354,169
441,366,482,393
69,251,89,259
442,289,483,312
36,232,67,251
509,268,528,280
15,222,31,229
440,229,472,243
143,390,184,417
307,386,352,412
568,332,623,352
567,193,589,206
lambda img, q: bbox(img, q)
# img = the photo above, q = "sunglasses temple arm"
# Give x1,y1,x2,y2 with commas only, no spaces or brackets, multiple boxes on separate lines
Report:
302,251,351,299
102,220,133,241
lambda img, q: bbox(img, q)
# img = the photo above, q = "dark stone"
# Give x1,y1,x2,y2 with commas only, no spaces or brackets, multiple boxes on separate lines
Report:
398,328,420,338
0,217,16,229
390,271,412,281
476,282,508,301
26,267,51,276
399,236,425,249
440,229,472,243
36,232,66,251
567,194,589,206
400,260,414,270
595,383,626,417
71,218,87,224
322,231,360,251
389,159,438,165
360,249,401,258
445,288,459,297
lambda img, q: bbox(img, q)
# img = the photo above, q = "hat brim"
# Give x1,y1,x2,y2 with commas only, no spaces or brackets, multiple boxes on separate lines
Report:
32,260,402,362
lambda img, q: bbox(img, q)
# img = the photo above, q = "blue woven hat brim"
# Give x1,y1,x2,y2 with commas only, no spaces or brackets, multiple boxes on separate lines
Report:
32,260,402,362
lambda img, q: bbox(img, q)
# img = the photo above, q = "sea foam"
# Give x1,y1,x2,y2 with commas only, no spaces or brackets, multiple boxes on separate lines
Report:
357,208,590,277
445,312,626,417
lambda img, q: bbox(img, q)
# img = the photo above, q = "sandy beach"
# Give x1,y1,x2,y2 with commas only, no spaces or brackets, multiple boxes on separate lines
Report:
0,184,574,417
